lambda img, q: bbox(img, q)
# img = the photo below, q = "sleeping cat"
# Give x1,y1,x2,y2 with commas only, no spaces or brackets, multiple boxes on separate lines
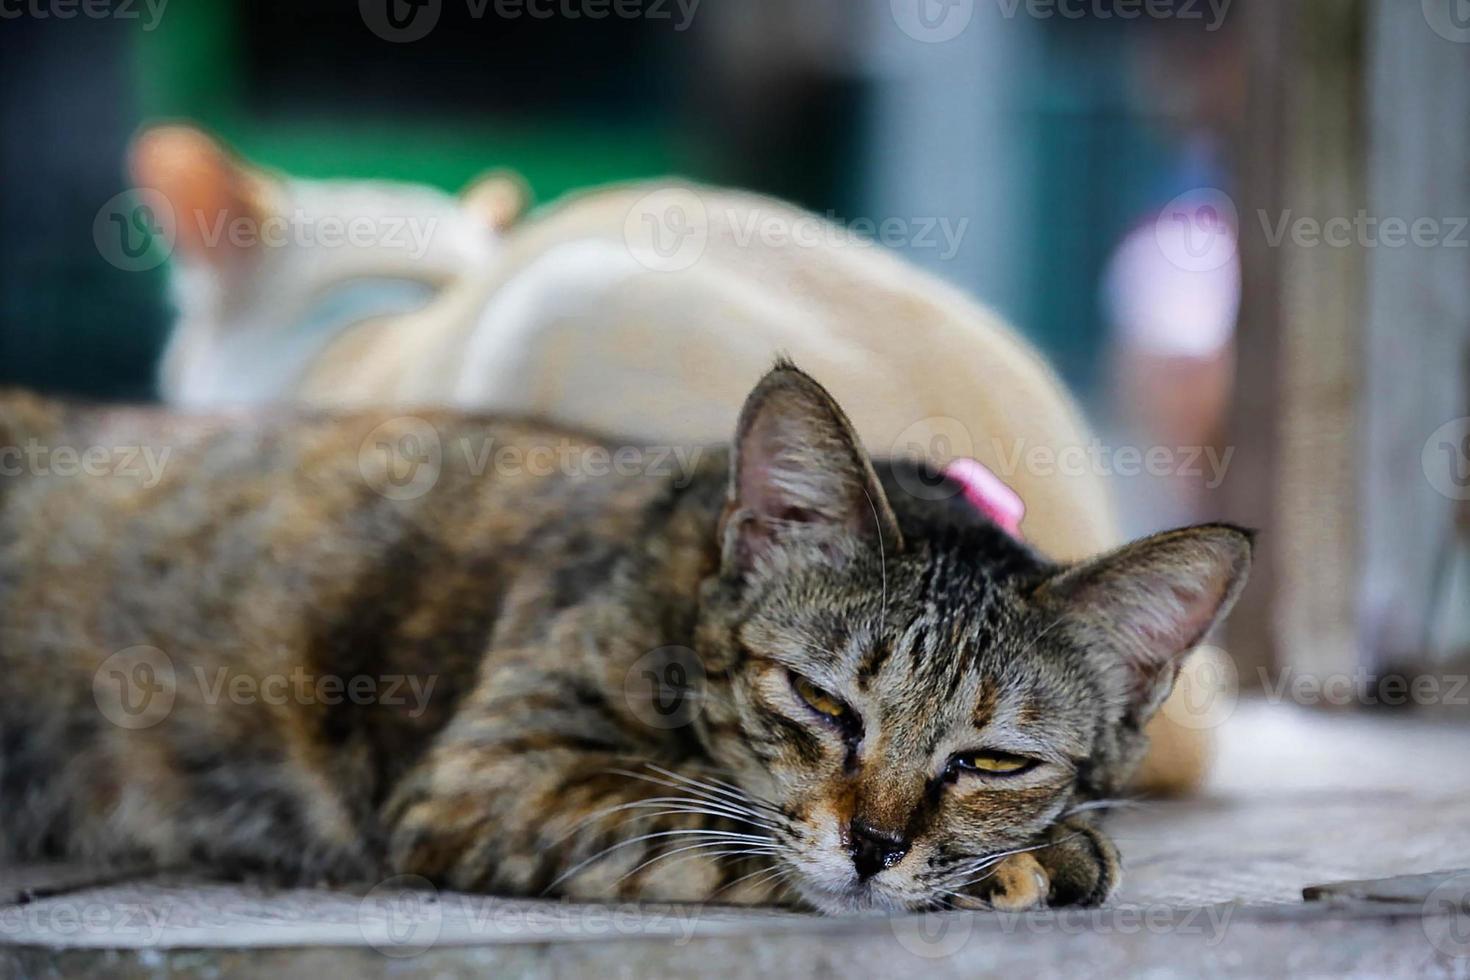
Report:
0,363,1249,912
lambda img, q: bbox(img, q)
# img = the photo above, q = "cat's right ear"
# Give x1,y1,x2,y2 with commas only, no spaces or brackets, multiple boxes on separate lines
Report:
461,171,529,232
128,125,274,269
719,361,903,576
1034,524,1252,723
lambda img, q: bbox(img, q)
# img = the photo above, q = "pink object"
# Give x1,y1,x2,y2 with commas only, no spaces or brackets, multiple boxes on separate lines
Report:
943,458,1026,541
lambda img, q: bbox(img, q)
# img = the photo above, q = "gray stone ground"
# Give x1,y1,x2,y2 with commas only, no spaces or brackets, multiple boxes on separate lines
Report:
5,701,1470,977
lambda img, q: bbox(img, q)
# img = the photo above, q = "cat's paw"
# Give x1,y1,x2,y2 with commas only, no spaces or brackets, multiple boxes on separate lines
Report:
954,822,1119,911
1031,821,1119,908
954,851,1051,911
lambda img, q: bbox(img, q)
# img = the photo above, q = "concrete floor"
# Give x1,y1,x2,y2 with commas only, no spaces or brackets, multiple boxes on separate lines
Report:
4,701,1470,977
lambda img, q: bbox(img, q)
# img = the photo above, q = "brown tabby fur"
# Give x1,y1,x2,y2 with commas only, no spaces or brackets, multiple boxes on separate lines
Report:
0,365,1250,913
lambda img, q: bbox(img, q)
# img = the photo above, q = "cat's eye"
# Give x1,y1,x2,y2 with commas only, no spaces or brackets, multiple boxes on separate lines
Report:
790,674,852,722
950,751,1037,777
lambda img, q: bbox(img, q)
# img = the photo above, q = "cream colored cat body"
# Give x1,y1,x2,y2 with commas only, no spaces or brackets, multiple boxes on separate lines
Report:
140,129,1208,792
308,186,1115,556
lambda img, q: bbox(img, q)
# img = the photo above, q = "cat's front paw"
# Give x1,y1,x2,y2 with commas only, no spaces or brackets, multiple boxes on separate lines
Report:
955,822,1119,911
953,851,1051,911
1031,820,1118,907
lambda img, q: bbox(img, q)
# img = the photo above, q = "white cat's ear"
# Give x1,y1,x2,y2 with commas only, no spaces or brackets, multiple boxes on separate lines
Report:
720,360,903,575
128,125,275,268
1036,525,1252,720
461,171,529,232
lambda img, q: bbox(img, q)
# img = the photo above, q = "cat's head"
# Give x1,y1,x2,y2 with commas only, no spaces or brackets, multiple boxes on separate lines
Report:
129,125,525,407
694,362,1250,913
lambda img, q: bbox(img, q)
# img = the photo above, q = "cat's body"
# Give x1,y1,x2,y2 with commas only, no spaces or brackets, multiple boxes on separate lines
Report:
0,367,1249,912
0,393,715,892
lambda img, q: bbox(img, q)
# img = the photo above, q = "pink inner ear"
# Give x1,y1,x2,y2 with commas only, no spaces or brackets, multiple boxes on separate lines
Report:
943,458,1026,541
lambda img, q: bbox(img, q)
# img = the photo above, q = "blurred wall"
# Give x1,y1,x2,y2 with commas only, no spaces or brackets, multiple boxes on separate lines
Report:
0,14,170,399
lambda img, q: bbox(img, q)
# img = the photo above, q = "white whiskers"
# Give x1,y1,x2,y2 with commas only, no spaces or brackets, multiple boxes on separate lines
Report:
538,763,793,897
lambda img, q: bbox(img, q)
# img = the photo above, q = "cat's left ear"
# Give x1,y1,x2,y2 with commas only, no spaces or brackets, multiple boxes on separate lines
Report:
720,361,903,575
1035,524,1252,720
129,125,274,269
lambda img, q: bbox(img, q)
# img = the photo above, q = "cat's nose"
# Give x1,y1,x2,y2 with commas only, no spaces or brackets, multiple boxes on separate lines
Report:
848,819,909,880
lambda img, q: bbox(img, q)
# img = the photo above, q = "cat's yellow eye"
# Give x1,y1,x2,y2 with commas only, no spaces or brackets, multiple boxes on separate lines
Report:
792,675,850,720
952,751,1035,776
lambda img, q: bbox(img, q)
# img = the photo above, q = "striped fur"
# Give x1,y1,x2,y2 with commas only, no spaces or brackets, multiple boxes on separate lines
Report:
0,365,1248,912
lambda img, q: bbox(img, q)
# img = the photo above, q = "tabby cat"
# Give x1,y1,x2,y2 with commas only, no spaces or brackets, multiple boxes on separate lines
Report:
0,364,1249,913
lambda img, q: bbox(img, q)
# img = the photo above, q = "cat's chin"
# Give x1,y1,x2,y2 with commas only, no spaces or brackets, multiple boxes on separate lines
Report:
791,878,926,916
